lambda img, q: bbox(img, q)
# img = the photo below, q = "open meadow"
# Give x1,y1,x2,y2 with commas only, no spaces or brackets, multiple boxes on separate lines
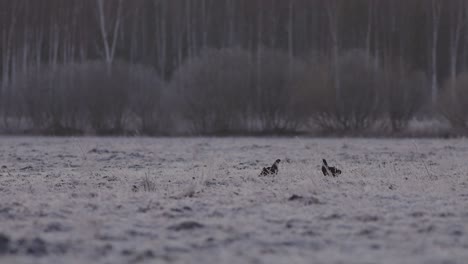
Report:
0,137,468,264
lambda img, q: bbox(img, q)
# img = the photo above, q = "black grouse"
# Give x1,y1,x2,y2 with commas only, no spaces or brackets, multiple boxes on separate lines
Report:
259,159,281,176
321,159,342,177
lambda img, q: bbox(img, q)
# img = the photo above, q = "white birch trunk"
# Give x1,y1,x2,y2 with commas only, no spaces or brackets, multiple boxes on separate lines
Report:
97,0,122,66
430,0,442,105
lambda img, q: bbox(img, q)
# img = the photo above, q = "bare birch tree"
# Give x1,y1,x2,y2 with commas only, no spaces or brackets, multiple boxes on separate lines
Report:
154,0,168,78
327,0,341,102
428,0,442,105
448,0,465,97
96,0,123,66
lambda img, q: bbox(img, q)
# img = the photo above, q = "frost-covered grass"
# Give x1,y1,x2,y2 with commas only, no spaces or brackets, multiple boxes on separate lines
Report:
0,137,468,264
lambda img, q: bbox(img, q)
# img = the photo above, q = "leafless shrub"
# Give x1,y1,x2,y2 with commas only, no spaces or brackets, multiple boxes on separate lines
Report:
172,47,309,134
127,64,168,135
383,60,428,132
172,48,254,134
439,72,468,129
14,66,86,134
304,50,385,132
254,48,309,133
11,61,166,135
334,50,385,131
296,57,334,130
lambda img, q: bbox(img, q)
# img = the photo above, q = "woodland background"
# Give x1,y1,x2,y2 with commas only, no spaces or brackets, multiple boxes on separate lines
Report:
1,0,468,136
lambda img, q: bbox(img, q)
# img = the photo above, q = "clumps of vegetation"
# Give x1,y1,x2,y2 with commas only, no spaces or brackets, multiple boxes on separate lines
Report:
0,235,64,257
141,174,157,192
133,174,157,193
168,221,205,231
288,194,322,205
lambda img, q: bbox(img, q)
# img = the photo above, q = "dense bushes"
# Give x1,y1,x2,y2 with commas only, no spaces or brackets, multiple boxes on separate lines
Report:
439,73,468,129
171,48,309,134
170,48,433,135
1,47,465,136
302,50,428,133
383,64,428,132
304,50,385,132
11,61,166,135
254,49,308,132
172,48,253,134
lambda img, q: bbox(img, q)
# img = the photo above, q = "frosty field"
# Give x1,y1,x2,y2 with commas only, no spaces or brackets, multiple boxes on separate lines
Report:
1,137,468,264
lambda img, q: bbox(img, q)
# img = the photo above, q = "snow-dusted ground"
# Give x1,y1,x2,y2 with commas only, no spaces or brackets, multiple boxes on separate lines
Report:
1,137,468,264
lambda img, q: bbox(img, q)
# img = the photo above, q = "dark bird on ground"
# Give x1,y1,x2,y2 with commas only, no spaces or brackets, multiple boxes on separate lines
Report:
259,159,281,176
321,159,341,177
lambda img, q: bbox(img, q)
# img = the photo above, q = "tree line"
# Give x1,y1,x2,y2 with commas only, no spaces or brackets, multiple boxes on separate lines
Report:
1,0,468,136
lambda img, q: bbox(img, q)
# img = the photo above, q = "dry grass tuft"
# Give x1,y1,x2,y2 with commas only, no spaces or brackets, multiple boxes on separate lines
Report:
141,173,157,192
